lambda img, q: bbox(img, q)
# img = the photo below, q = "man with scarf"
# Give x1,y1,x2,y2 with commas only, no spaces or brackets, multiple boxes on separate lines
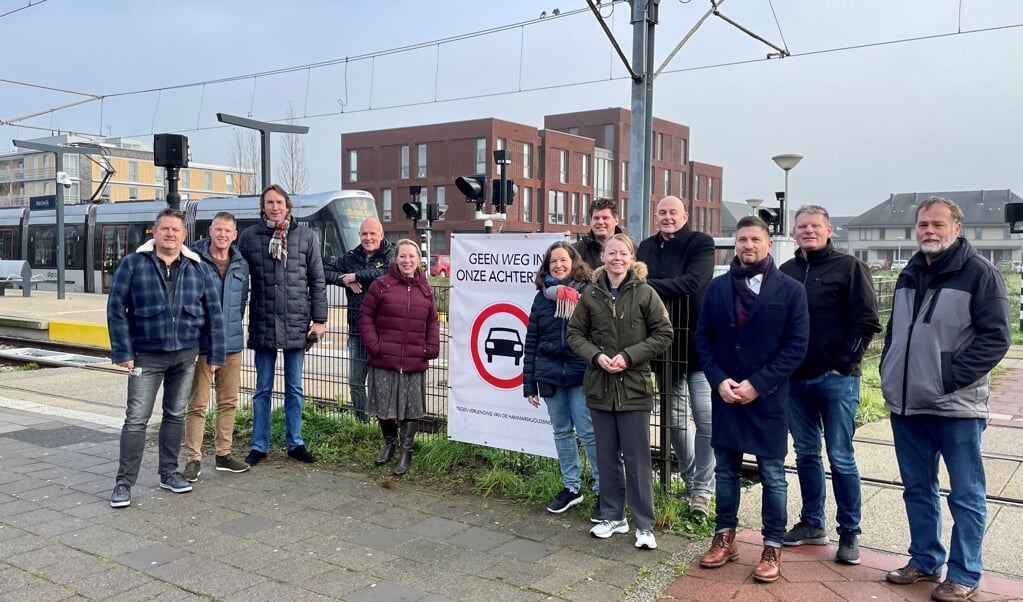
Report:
238,184,328,466
694,215,808,584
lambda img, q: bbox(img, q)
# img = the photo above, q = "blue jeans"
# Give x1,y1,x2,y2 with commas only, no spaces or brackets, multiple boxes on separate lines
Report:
116,349,198,486
890,413,987,588
251,348,306,453
348,334,369,423
543,385,599,494
665,371,714,499
789,372,861,534
714,448,788,546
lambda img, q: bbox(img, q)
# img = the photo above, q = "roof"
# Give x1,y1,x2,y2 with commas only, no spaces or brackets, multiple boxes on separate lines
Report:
845,190,1022,228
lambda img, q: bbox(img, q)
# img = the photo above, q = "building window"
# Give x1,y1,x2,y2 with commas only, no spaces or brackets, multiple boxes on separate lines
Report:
695,175,701,201
226,174,234,194
581,154,590,187
568,127,579,136
496,137,506,151
975,227,983,240
559,150,569,184
154,167,164,186
679,173,686,198
522,187,532,222
858,229,868,241
434,186,445,213
621,161,628,192
128,187,138,200
382,189,392,222
549,190,566,225
879,228,886,240
663,169,670,196
182,170,190,189
128,161,138,183
204,171,213,190
416,144,427,178
656,132,664,161
348,150,358,182
571,193,580,225
619,198,628,228
604,124,614,148
680,138,688,164
522,143,533,179
400,145,410,179
475,138,487,174
708,177,714,203
904,227,912,239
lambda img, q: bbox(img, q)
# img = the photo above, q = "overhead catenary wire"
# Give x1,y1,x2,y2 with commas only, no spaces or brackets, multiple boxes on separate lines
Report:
0,0,49,20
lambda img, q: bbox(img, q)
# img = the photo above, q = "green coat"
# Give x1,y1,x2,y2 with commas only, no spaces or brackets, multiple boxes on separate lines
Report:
567,262,674,412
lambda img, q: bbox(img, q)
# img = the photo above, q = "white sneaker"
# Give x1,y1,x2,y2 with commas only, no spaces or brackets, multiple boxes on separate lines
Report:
590,519,629,539
635,529,657,549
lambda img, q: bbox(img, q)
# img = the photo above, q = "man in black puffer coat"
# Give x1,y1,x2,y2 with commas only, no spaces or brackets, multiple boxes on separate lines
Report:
237,185,327,466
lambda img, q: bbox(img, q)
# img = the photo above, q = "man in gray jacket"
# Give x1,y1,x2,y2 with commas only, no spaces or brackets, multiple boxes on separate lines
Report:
238,185,328,466
880,197,1010,602
182,212,250,481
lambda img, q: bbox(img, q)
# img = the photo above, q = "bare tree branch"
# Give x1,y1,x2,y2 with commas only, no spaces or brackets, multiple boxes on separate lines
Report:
276,105,308,195
229,129,261,194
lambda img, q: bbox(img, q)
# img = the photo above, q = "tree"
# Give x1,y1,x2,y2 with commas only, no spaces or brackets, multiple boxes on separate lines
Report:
229,129,261,194
276,104,308,195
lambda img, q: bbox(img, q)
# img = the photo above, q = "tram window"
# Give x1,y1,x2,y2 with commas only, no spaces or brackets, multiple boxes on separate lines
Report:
28,225,57,268
306,220,346,266
127,224,149,252
0,229,16,259
65,224,86,269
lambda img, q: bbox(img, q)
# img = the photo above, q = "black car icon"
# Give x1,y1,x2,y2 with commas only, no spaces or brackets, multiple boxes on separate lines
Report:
485,327,523,365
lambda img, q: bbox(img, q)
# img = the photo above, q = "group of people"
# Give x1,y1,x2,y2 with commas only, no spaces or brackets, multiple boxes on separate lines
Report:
107,185,440,513
105,185,1010,600
524,196,1010,600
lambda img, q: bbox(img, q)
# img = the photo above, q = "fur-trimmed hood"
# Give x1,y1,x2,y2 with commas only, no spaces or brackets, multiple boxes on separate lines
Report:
590,260,649,284
135,238,202,263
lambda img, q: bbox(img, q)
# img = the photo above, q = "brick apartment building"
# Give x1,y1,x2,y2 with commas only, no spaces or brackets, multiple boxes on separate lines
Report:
341,108,723,254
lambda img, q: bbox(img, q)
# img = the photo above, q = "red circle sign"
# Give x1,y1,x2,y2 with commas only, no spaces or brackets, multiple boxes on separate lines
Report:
469,302,529,389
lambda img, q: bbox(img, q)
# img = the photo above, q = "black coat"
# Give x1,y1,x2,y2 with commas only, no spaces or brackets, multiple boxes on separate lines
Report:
636,224,715,373
779,241,881,378
695,266,809,458
522,280,589,397
325,239,394,331
238,220,327,350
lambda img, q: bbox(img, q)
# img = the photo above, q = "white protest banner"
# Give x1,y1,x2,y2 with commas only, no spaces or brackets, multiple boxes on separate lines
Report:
448,232,565,457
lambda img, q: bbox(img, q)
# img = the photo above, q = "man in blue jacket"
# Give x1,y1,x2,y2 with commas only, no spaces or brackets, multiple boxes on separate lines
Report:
182,212,250,481
107,208,225,508
694,216,808,584
881,197,1010,602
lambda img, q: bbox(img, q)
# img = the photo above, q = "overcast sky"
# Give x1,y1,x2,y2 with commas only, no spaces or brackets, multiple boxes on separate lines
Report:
2,0,1021,216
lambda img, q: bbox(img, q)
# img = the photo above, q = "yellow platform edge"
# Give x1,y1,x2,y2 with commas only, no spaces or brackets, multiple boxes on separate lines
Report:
49,321,111,350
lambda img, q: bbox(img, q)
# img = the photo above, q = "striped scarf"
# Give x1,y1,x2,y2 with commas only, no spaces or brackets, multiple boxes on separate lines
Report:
266,216,291,261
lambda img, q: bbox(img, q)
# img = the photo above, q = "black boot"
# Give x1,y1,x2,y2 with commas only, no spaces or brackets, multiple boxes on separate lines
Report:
393,420,418,476
375,420,398,466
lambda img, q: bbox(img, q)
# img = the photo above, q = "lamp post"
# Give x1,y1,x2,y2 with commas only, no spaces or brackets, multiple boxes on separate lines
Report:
771,154,802,236
745,198,763,217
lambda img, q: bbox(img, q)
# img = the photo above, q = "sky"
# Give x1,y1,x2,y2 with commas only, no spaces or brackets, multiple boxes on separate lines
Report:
2,0,1021,217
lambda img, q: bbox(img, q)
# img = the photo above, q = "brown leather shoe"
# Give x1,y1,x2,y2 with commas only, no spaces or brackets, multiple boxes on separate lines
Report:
930,579,978,601
698,529,739,568
886,563,943,585
753,545,782,583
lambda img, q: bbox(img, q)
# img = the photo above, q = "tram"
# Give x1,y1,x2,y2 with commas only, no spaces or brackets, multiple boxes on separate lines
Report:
0,189,378,293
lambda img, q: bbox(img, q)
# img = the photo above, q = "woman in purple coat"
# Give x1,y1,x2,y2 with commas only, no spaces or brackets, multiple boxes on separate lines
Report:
359,239,441,476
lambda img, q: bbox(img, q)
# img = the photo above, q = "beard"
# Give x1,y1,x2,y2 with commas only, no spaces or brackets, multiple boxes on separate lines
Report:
920,238,954,256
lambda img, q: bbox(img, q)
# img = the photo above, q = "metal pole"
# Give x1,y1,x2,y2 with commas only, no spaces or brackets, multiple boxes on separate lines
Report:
782,169,790,236
165,166,181,211
54,153,66,300
499,161,508,215
627,0,651,237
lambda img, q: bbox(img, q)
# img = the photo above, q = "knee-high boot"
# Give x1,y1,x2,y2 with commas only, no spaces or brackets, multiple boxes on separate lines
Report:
393,420,417,476
375,420,399,466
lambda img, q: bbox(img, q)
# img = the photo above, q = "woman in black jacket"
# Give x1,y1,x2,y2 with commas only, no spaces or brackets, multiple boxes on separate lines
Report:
523,242,599,518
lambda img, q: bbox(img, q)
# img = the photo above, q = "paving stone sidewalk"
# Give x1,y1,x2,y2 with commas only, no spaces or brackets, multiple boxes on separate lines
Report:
0,404,706,601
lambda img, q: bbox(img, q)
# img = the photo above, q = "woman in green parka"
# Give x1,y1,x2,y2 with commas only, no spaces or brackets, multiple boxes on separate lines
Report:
567,234,673,550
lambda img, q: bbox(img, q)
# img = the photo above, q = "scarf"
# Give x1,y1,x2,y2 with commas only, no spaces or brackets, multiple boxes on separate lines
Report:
543,275,581,319
266,215,291,261
729,253,774,329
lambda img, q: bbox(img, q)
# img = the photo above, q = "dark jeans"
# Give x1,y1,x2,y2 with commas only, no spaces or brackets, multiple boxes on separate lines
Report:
115,349,199,486
714,447,788,546
348,334,369,423
789,372,862,534
890,413,987,588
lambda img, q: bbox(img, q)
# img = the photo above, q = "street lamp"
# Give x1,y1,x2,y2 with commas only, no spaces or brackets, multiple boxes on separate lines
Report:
772,154,803,235
745,198,763,216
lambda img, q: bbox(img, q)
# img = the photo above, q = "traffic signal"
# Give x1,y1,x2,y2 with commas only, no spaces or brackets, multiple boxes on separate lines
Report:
455,175,487,208
758,208,781,235
402,199,423,221
427,203,447,222
491,179,516,208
